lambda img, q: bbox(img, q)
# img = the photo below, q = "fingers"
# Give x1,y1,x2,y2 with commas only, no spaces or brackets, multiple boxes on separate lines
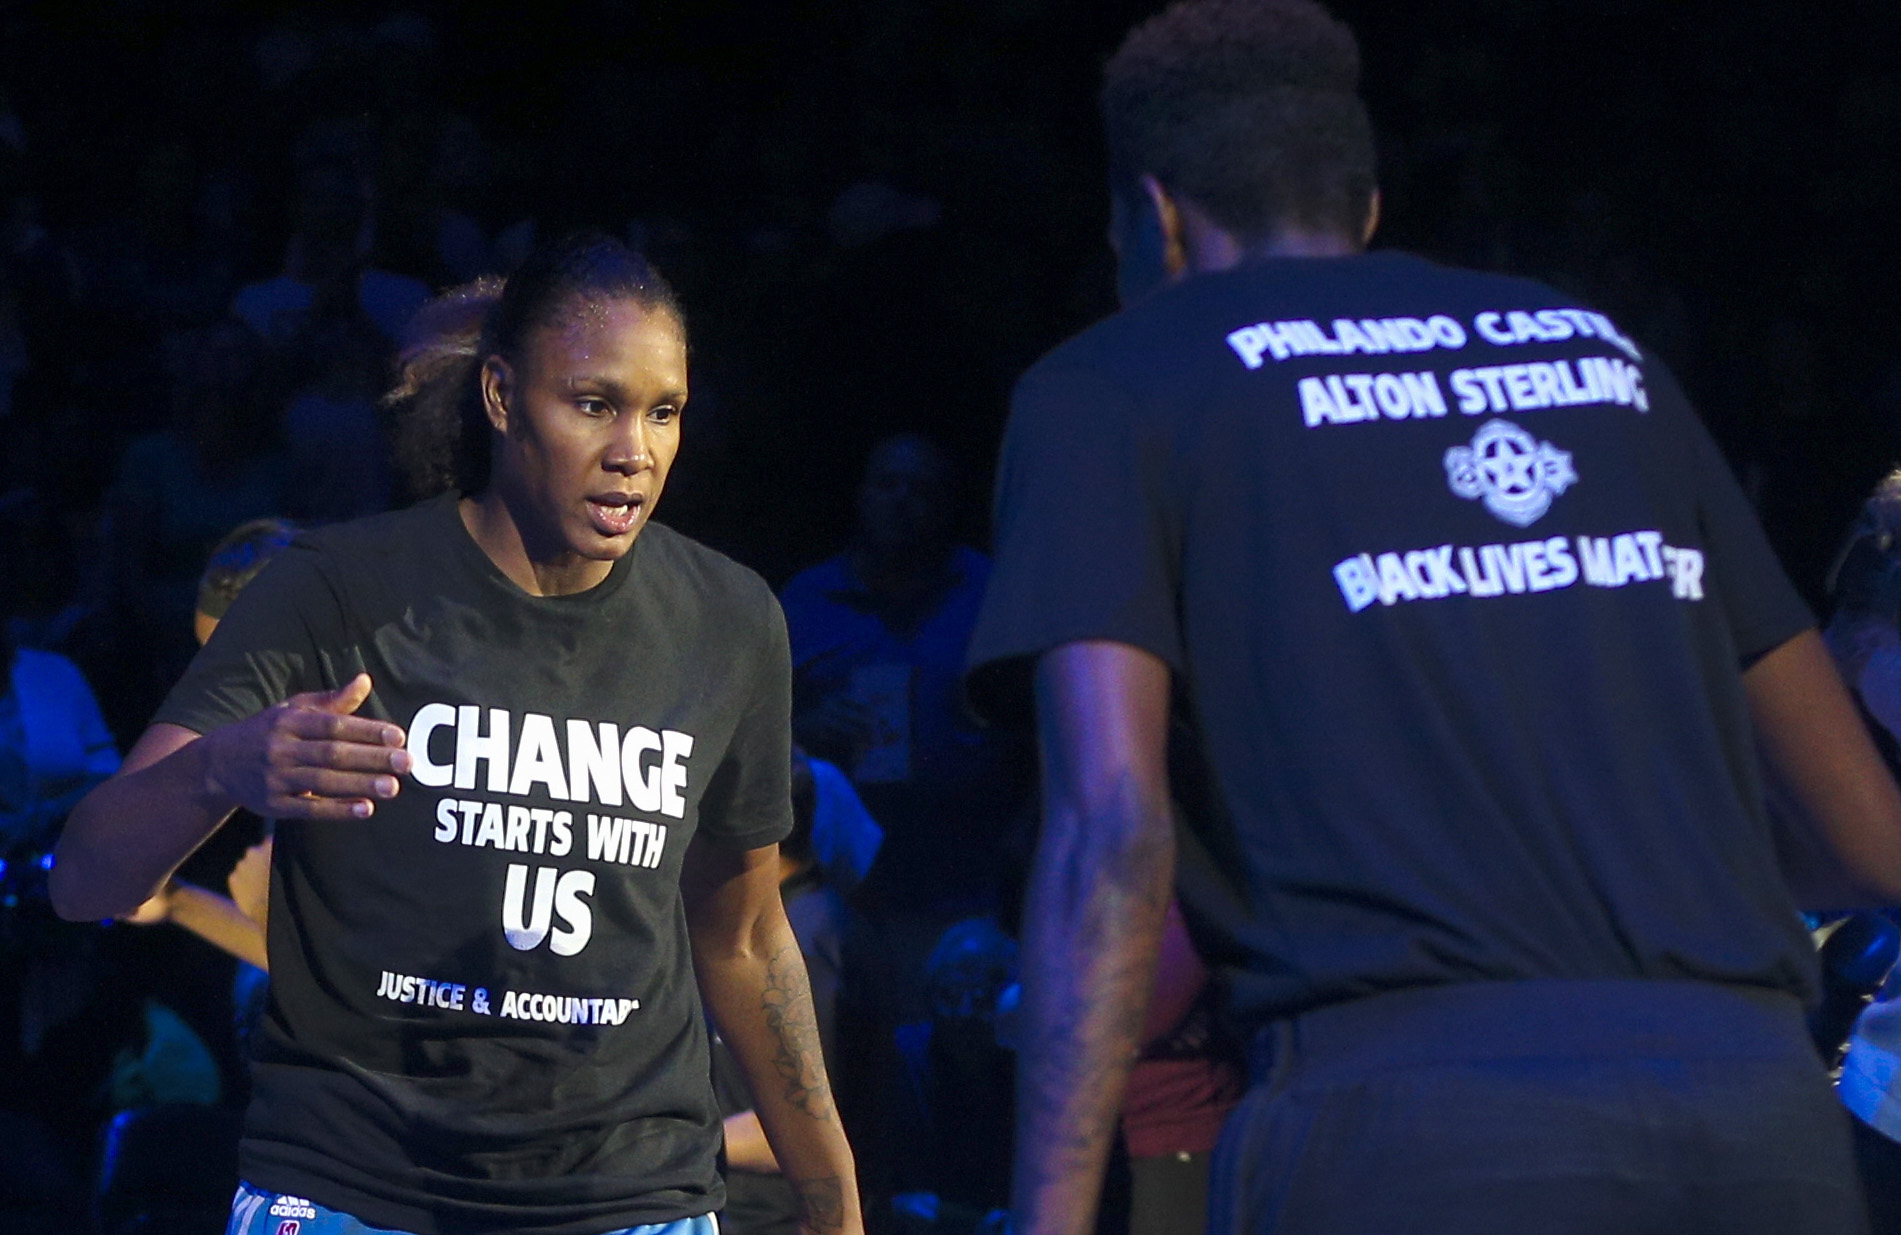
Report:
270,793,381,822
262,768,399,820
286,675,407,745
279,700,406,750
299,673,375,718
289,736,412,776
271,765,402,804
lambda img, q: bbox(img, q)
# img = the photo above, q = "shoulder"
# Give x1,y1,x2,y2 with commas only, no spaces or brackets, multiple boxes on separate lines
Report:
215,499,456,626
276,496,460,583
637,522,782,630
295,496,450,558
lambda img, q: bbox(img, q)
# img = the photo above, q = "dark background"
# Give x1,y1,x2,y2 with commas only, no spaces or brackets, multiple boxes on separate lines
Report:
5,0,1898,622
2,0,1900,1217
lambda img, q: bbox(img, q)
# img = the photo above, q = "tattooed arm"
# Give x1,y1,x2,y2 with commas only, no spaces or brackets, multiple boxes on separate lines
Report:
684,838,863,1235
1014,641,1176,1235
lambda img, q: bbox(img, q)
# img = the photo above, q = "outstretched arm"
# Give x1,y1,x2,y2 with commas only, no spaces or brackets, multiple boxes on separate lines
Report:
1749,629,1901,908
52,674,408,921
684,838,862,1235
1013,640,1176,1235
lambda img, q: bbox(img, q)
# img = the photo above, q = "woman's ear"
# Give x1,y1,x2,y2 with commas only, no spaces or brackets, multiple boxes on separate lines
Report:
479,356,513,435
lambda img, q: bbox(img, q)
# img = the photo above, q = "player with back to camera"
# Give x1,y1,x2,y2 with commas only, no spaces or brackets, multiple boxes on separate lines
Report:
52,232,862,1235
964,3,1901,1233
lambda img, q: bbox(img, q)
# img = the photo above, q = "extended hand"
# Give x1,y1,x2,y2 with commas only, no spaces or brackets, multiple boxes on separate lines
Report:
201,674,410,821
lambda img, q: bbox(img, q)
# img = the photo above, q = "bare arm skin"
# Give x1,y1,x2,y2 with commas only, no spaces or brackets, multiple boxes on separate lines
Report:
683,838,862,1235
227,838,273,937
1748,629,1901,907
722,1110,781,1174
123,879,270,970
51,674,408,922
1013,641,1176,1235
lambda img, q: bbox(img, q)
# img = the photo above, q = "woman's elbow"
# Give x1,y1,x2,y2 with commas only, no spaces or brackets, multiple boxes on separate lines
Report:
47,811,133,921
47,859,109,922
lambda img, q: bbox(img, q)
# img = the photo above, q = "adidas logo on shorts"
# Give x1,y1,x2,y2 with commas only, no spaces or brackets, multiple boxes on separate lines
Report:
267,1195,318,1220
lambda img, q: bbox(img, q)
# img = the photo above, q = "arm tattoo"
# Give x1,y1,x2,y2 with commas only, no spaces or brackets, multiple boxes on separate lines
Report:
763,941,836,1119
1014,820,1174,1227
789,1174,846,1232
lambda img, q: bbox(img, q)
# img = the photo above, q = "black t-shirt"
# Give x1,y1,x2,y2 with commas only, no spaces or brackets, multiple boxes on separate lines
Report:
966,251,1818,1033
156,493,793,1235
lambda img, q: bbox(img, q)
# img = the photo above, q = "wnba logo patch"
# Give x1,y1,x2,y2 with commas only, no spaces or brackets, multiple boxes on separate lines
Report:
275,1222,300,1235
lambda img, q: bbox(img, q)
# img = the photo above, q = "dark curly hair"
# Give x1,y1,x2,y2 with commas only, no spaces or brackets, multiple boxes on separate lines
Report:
1102,0,1376,243
386,232,683,498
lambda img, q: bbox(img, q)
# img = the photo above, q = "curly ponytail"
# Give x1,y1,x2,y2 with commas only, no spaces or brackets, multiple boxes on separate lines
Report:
386,276,504,498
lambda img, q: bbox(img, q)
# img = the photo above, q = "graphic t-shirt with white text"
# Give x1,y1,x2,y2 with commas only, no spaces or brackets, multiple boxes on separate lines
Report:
967,251,1818,1033
158,494,792,1235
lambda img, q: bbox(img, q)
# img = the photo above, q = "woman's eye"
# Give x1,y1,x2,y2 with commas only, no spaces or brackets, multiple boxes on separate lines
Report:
577,398,611,417
649,405,679,424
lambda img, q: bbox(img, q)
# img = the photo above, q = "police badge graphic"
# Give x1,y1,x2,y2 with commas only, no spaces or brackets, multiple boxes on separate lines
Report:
1444,419,1578,527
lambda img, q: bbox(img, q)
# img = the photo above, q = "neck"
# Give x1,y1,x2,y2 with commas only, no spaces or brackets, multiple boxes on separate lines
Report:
460,490,612,598
1182,212,1361,275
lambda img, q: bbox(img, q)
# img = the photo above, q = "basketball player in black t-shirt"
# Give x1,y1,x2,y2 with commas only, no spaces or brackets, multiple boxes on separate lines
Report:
53,234,862,1235
965,3,1901,1233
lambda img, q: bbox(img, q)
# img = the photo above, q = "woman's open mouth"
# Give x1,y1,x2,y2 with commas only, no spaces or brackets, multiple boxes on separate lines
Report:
586,494,644,536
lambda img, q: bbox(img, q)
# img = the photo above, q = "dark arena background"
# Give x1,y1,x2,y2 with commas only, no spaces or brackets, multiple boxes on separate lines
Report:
2,0,1899,1229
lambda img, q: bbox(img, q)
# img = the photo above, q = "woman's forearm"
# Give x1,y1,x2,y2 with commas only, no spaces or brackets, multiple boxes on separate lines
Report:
697,923,859,1232
52,726,235,921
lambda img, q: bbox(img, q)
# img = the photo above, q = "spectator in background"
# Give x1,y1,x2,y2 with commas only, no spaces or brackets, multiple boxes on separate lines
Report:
0,491,120,850
0,555,122,1172
126,518,300,977
1822,470,1901,1234
780,433,1028,969
0,619,119,854
230,156,428,349
105,320,285,649
779,434,1030,1220
887,917,1018,1233
1120,901,1242,1235
279,299,395,522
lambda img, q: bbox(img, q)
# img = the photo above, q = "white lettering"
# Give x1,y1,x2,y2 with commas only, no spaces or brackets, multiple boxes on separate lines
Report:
455,706,511,793
502,864,555,951
409,702,456,787
508,713,570,799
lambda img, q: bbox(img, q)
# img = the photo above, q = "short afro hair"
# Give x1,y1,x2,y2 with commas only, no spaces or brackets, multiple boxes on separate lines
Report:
1102,0,1377,242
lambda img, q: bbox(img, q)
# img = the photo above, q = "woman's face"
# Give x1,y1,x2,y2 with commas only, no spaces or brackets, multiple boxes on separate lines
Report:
483,297,687,570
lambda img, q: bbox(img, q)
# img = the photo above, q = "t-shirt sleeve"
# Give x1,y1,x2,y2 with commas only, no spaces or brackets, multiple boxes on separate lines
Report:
1663,375,1813,663
965,354,1183,723
152,542,339,735
695,593,795,851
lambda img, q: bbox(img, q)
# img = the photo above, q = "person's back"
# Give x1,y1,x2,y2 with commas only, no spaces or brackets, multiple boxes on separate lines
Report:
965,3,1901,1234
1002,251,1816,1023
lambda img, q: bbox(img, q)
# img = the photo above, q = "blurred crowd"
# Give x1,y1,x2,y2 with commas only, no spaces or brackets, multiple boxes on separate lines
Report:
2,1,1901,1232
